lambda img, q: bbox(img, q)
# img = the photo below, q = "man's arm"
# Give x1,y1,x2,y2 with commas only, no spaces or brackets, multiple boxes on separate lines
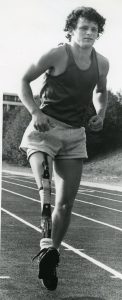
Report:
20,49,56,114
88,56,109,132
19,48,61,131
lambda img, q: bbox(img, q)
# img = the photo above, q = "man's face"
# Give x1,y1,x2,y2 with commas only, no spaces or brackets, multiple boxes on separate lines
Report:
71,17,98,48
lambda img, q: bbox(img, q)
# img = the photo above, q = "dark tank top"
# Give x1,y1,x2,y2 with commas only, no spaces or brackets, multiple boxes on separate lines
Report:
40,43,99,127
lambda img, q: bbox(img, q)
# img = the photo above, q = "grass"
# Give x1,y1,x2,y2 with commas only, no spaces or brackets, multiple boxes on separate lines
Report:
83,148,122,186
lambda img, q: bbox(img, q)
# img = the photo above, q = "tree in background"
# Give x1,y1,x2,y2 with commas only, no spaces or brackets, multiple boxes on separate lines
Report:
2,106,31,166
84,90,122,159
103,90,122,148
2,92,122,164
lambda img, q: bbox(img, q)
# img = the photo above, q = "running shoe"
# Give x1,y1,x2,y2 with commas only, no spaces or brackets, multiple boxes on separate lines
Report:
32,247,59,290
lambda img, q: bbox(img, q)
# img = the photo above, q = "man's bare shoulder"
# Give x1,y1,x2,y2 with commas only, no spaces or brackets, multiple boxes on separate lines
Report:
42,44,67,65
96,51,109,76
49,43,67,55
21,44,68,83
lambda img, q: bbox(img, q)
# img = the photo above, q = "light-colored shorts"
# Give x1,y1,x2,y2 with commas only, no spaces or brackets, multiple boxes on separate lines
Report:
20,112,88,160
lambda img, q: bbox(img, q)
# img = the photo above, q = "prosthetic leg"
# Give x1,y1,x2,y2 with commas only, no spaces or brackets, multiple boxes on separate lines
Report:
32,153,59,290
39,153,52,239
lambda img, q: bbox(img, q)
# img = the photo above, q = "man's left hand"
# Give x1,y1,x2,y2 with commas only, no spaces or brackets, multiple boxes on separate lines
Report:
88,115,103,132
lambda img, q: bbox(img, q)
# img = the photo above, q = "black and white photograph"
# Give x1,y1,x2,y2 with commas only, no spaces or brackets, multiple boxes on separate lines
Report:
1,0,122,299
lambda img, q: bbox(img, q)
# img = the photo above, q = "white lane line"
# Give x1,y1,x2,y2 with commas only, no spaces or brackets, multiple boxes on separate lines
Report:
2,170,33,178
3,179,122,206
72,212,122,232
2,175,36,185
79,187,122,198
3,174,122,198
62,241,122,280
2,174,12,177
0,276,10,279
1,207,122,280
77,188,95,193
2,179,56,191
110,275,120,279
76,199,122,213
2,181,122,213
80,181,122,192
2,208,41,232
2,169,122,192
2,180,37,190
2,188,39,203
3,175,122,201
77,192,122,204
2,188,122,232
64,248,85,251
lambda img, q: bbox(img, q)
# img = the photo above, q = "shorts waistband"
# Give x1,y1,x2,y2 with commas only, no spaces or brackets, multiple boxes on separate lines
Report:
41,110,81,129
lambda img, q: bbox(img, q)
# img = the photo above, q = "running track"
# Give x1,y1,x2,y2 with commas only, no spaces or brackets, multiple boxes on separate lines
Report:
1,170,122,300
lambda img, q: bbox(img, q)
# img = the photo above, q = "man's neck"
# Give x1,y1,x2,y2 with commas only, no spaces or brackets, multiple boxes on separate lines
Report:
70,41,93,58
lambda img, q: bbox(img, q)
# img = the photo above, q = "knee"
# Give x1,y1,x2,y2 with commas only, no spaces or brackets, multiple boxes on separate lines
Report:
56,202,73,216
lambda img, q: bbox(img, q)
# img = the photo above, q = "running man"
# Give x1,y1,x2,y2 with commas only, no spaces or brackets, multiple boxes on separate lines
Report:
20,6,109,290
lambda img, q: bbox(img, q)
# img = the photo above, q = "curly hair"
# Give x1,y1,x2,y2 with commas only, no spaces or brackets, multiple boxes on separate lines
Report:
64,7,106,41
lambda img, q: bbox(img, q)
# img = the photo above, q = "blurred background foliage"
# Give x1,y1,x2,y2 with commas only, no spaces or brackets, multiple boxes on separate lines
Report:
2,91,122,166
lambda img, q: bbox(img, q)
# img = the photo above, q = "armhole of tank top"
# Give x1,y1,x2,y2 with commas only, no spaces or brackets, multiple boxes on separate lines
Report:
65,43,74,68
93,48,100,82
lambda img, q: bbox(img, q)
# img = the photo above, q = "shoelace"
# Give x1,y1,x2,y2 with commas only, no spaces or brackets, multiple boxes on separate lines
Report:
32,248,59,267
32,248,45,262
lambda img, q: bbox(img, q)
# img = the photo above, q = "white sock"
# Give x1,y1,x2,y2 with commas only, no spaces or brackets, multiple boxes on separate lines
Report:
40,238,60,253
40,238,53,250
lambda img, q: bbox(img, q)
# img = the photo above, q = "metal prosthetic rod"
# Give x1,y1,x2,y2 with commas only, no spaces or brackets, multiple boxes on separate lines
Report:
40,153,52,239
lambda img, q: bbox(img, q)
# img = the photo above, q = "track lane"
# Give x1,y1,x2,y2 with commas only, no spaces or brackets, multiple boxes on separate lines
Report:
2,179,122,229
1,171,122,299
2,184,122,274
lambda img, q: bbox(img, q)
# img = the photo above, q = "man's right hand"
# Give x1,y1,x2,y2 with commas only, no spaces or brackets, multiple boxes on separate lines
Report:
32,109,50,132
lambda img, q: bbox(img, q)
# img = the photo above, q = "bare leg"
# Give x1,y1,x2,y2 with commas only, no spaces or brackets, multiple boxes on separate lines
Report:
52,159,83,249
